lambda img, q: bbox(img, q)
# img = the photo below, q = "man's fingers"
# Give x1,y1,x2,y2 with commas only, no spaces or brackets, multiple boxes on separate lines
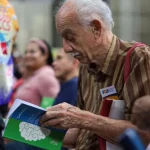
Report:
41,117,62,128
46,104,61,111
46,102,69,111
40,111,63,124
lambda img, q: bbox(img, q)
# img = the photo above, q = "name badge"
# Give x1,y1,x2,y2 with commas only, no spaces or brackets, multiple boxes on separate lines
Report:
100,85,119,99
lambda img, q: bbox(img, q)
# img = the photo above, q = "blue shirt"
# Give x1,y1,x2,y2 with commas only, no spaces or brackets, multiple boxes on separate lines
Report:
53,77,78,106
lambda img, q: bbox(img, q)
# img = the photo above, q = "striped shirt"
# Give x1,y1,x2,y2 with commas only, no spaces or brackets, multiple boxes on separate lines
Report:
76,35,150,150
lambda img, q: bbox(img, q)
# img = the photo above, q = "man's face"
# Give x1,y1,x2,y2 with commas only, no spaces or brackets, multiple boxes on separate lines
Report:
53,49,74,80
56,7,98,64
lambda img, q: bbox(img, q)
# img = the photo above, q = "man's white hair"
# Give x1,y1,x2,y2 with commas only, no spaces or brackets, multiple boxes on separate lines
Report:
75,0,114,30
58,0,114,30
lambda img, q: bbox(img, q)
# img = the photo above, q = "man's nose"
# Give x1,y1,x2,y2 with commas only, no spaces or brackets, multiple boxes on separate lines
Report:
63,39,72,53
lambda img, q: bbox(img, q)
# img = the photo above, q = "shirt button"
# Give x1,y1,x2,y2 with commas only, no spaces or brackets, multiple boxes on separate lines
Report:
86,139,89,144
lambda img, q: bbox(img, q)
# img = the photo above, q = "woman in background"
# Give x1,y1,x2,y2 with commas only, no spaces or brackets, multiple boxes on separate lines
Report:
10,38,60,106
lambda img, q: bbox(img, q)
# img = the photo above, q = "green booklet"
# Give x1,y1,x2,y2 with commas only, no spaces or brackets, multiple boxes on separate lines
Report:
3,99,66,150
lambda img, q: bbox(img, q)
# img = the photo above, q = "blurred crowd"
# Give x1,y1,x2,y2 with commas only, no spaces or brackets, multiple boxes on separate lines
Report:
1,39,79,150
4,39,79,150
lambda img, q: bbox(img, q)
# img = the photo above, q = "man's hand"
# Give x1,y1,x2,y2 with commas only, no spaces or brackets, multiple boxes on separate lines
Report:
131,96,150,130
40,103,83,129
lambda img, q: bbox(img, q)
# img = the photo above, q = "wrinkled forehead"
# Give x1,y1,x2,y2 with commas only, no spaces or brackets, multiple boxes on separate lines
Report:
56,0,76,18
56,1,79,33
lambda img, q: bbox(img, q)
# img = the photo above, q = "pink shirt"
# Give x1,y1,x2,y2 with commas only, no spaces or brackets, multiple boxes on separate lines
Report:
15,66,60,106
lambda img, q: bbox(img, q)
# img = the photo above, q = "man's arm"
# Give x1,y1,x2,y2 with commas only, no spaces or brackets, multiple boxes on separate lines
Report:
40,103,150,146
80,110,150,145
63,128,80,148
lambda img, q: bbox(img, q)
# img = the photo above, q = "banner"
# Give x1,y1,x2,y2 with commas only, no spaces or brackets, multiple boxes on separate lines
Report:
0,0,19,105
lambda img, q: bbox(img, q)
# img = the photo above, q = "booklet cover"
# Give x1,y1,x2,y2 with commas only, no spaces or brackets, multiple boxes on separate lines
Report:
3,99,66,150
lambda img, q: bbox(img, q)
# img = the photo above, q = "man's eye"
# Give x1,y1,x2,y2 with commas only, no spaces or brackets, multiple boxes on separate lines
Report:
66,34,75,42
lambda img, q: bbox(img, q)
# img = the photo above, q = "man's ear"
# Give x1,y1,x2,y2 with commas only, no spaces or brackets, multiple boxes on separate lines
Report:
91,20,102,39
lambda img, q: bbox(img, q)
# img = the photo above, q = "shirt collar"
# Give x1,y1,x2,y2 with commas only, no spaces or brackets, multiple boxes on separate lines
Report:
88,34,119,76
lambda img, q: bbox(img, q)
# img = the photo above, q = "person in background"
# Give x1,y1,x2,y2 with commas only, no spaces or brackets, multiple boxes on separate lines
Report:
5,59,25,145
4,38,60,150
131,96,150,150
132,96,150,132
5,48,79,150
40,0,150,149
13,38,60,106
53,48,79,150
53,48,79,107
8,59,25,108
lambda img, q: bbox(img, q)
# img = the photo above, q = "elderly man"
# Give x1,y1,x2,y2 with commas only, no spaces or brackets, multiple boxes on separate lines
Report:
40,0,150,149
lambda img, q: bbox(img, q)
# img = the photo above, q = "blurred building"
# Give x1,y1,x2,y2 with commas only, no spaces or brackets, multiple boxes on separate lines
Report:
110,0,150,45
9,0,150,54
10,0,54,53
